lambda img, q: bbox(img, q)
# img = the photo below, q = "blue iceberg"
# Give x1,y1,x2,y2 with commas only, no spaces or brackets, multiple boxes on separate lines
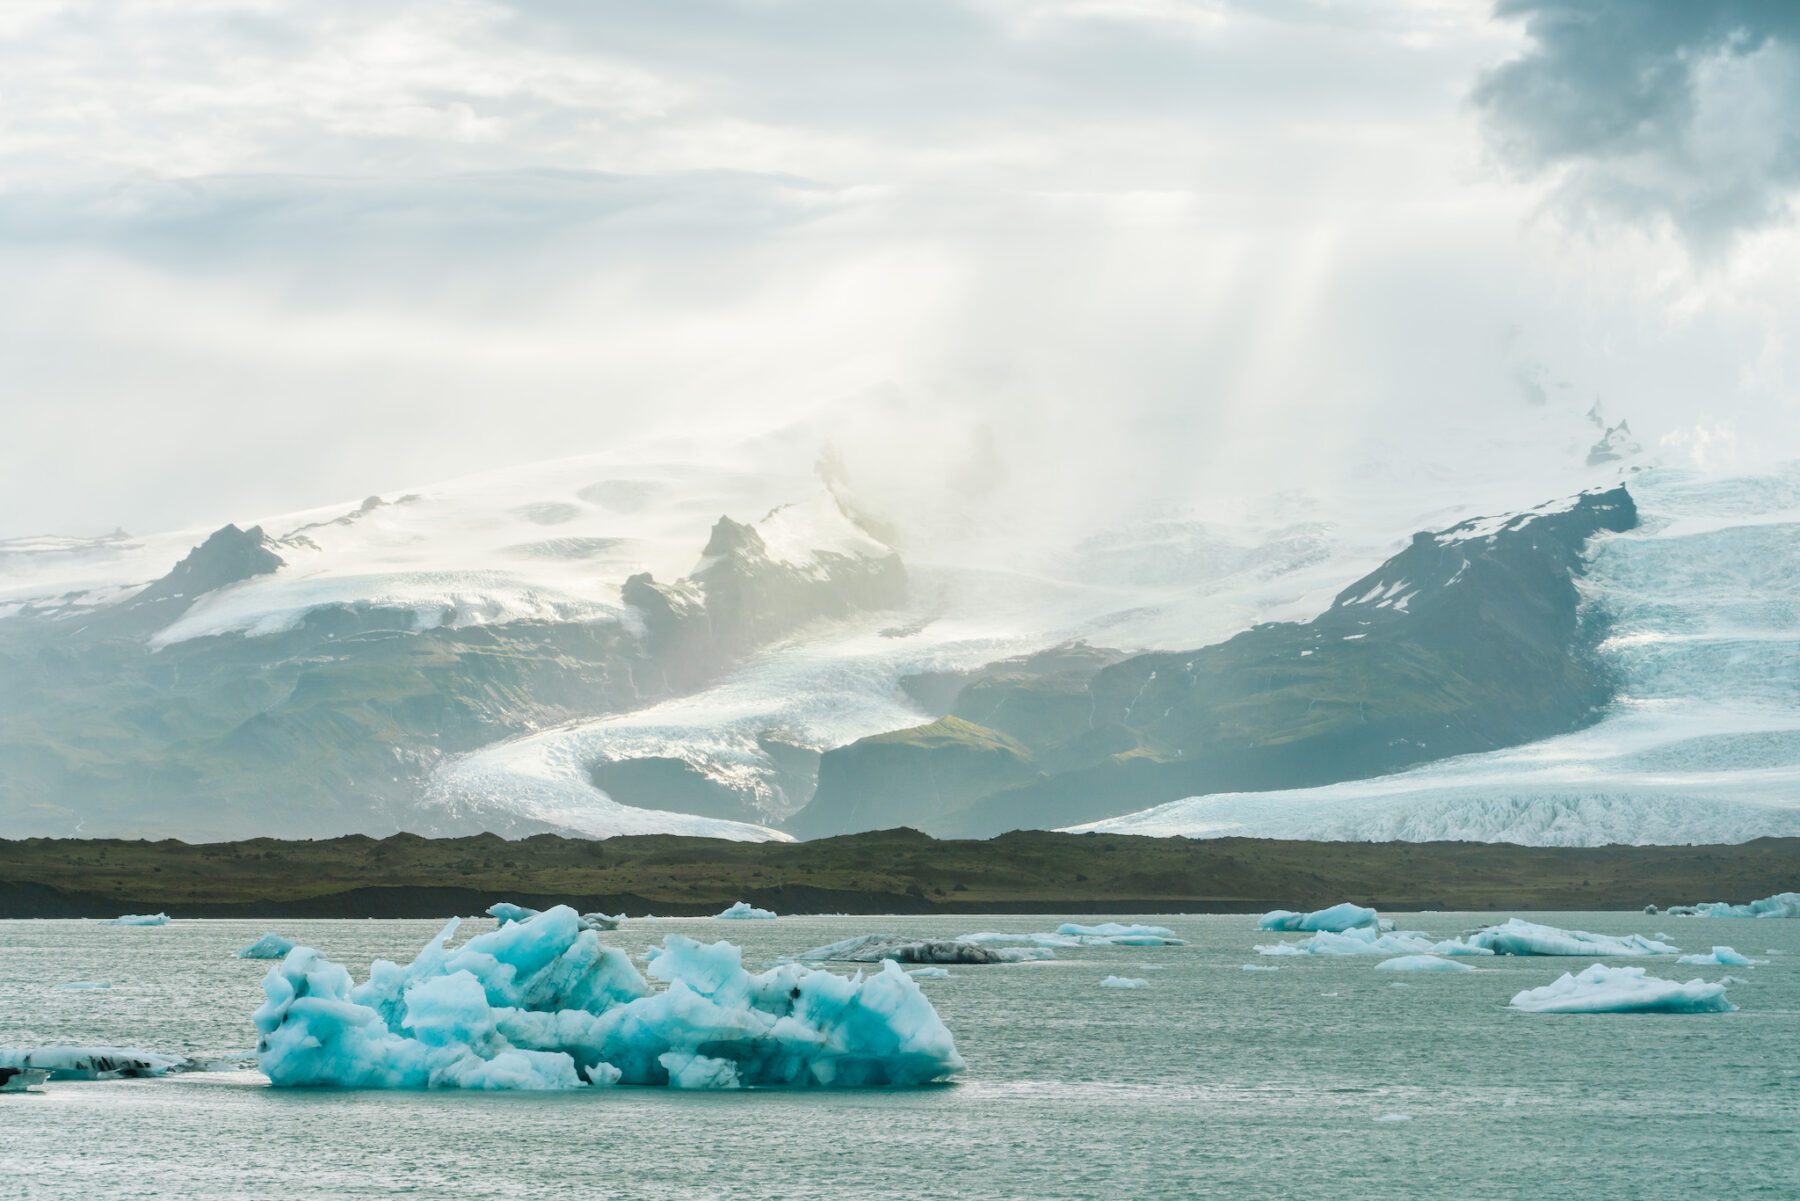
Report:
1374,956,1474,973
254,905,962,1090
1467,919,1678,957
1508,964,1735,1014
489,902,623,931
237,932,297,960
1668,892,1800,919
716,901,777,920
1100,976,1149,989
1675,946,1767,967
102,913,169,927
1257,903,1379,933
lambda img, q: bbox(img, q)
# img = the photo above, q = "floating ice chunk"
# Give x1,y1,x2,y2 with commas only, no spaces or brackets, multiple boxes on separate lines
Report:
1643,905,1658,915
960,931,1083,948
56,981,112,990
1508,964,1734,1014
1467,919,1677,957
1257,903,1379,933
1374,956,1474,973
1256,927,1490,958
102,913,169,926
254,905,963,1090
0,1046,189,1079
1241,964,1280,972
1057,922,1179,942
1375,1113,1414,1122
1675,946,1767,967
1669,892,1800,919
1100,976,1149,989
0,1067,48,1092
907,967,951,979
799,934,1028,964
236,933,297,960
488,903,622,932
716,901,777,920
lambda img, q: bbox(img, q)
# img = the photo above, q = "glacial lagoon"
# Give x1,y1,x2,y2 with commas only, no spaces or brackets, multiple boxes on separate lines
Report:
2,912,1796,1200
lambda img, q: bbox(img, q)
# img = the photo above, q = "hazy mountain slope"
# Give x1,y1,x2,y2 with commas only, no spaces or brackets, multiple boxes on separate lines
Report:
792,486,1638,837
1076,466,1800,845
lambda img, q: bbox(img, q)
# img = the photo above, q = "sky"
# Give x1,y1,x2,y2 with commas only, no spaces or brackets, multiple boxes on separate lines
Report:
3,0,1800,538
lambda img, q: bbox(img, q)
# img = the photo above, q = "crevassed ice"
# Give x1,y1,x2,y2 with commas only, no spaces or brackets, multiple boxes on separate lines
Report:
1508,964,1734,1015
253,905,962,1090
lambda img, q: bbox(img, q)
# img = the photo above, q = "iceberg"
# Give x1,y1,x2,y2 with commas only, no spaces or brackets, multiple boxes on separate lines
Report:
1374,956,1474,973
1257,903,1379,933
102,913,169,926
716,901,777,920
0,1046,189,1079
907,967,951,979
1255,927,1491,958
1241,964,1280,972
798,934,1035,964
488,903,623,932
1667,891,1800,919
1100,976,1149,989
1508,964,1735,1014
960,931,1083,948
0,1067,48,1092
963,924,1184,948
254,905,962,1090
56,980,112,990
236,932,297,960
1675,946,1767,967
1467,919,1678,957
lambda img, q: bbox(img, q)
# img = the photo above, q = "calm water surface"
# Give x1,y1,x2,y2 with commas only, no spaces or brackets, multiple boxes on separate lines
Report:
1,911,1795,1200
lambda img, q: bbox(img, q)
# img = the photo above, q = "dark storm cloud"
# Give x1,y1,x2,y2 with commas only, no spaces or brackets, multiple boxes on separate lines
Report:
1475,0,1800,249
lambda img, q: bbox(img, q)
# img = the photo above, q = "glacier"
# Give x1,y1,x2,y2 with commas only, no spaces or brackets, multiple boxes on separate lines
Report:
254,905,964,1090
1667,892,1800,919
1675,947,1766,967
1374,956,1474,973
236,932,297,960
102,913,169,926
1257,904,1379,933
716,901,777,920
1465,919,1678,957
1068,467,1800,847
1508,965,1735,1015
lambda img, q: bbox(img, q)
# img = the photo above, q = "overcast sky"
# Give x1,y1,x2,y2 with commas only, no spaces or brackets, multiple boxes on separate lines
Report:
4,0,1800,537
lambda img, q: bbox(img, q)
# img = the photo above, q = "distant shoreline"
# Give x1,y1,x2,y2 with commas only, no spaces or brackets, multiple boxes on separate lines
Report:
2,829,1793,919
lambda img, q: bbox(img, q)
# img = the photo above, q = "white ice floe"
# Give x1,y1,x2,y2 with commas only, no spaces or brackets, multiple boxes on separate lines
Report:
1241,964,1280,972
961,923,1184,949
1257,904,1379,933
1100,976,1149,989
1255,927,1491,958
716,901,777,920
1675,946,1767,967
102,913,169,926
907,967,951,979
800,934,1040,964
254,905,963,1090
0,1046,189,1079
1374,956,1474,973
236,933,297,960
1466,919,1678,957
1668,891,1800,919
1508,964,1735,1014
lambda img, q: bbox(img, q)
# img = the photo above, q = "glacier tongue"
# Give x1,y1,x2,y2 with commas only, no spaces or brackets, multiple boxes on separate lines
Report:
253,905,964,1090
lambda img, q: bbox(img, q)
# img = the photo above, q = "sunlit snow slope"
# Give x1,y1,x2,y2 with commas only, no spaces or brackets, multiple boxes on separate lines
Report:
1072,466,1800,845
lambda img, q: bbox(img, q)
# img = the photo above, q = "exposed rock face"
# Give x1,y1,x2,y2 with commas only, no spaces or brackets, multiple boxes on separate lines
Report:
1586,421,1643,467
792,486,1640,838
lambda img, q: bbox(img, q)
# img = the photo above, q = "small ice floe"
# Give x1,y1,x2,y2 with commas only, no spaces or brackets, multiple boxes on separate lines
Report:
0,1046,189,1079
1055,922,1185,946
1374,1113,1414,1123
255,905,964,1090
1255,928,1489,958
1100,976,1149,989
236,933,297,960
56,981,112,990
1675,946,1767,967
907,967,951,979
1374,956,1473,973
1666,892,1800,920
0,1067,49,1092
1508,964,1735,1014
1465,919,1677,957
800,934,1036,964
961,931,1083,948
1241,964,1279,972
716,901,777,920
1643,905,1659,915
488,903,622,932
101,913,169,927
1257,903,1378,933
